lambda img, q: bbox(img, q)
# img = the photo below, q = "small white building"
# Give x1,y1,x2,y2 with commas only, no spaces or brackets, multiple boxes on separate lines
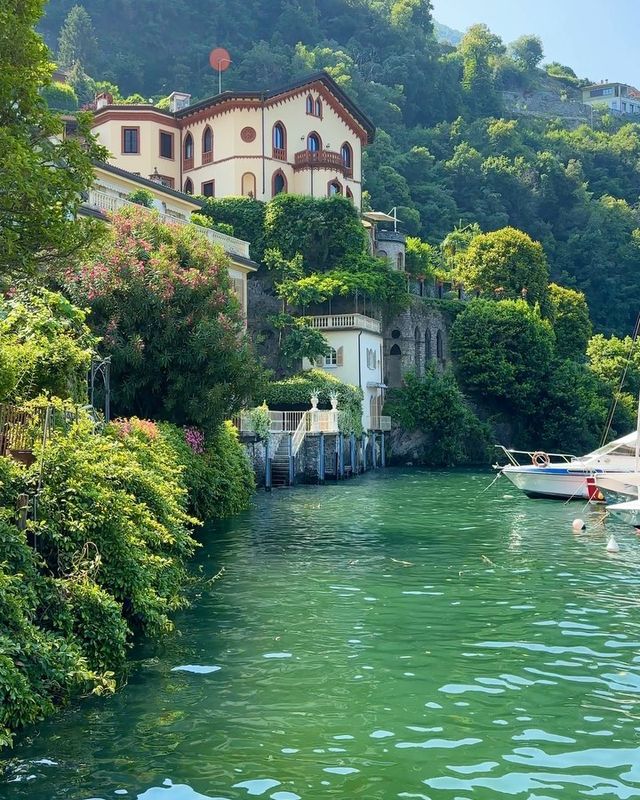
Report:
302,313,389,431
582,82,640,115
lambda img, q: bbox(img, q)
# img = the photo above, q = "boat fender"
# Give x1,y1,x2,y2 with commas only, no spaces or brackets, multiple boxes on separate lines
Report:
606,535,620,553
532,451,550,468
572,518,585,532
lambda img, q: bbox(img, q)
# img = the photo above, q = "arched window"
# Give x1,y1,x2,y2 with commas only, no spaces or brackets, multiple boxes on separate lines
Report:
388,343,402,388
328,179,342,196
242,172,256,198
183,132,194,166
436,330,444,361
425,331,432,363
184,178,194,195
346,187,354,202
202,126,213,164
306,94,314,114
272,122,286,158
414,327,421,378
397,252,404,271
315,98,322,117
272,169,287,196
307,132,321,152
341,142,352,169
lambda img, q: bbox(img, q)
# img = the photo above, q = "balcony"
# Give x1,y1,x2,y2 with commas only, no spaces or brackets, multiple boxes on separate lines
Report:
308,314,381,333
273,147,287,161
294,149,352,177
202,151,213,165
84,189,251,259
183,156,194,171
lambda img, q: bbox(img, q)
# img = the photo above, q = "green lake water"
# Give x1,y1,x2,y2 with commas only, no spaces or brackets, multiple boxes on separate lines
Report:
3,468,640,799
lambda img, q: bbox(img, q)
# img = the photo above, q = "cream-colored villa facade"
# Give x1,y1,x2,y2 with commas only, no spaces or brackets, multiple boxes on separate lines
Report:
79,162,257,321
90,73,375,209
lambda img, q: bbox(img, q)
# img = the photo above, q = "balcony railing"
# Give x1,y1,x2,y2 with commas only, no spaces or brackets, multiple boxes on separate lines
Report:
85,189,251,259
272,147,287,161
308,314,381,333
183,156,194,171
294,149,351,176
202,151,213,165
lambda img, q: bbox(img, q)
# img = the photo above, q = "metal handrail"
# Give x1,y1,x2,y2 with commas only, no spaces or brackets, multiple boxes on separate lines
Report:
292,412,309,457
494,444,577,467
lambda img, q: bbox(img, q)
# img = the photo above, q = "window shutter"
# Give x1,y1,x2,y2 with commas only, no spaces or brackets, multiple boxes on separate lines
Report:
336,346,344,366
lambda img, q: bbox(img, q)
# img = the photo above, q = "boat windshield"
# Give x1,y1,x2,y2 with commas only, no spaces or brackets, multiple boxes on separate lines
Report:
580,431,638,462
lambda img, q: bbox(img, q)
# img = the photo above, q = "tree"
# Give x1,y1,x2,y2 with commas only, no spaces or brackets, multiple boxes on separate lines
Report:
451,299,555,412
510,35,544,71
65,206,263,430
40,80,78,111
458,24,505,114
455,227,550,306
57,5,97,72
0,0,106,287
547,283,592,360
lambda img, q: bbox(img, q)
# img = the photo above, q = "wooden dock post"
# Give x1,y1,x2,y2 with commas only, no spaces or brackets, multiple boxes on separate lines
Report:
265,439,272,492
372,432,377,469
288,433,295,486
362,434,367,472
319,432,325,484
338,434,345,479
350,433,356,477
381,432,386,468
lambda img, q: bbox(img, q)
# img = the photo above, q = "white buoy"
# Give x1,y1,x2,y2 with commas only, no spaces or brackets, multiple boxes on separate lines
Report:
607,535,620,553
572,518,586,532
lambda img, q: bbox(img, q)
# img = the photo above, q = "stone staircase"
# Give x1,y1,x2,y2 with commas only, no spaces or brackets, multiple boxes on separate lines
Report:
271,434,291,487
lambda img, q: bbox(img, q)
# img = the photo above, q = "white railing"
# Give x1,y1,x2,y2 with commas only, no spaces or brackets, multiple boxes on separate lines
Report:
292,412,309,457
364,415,391,431
232,408,340,437
308,314,381,333
85,189,251,259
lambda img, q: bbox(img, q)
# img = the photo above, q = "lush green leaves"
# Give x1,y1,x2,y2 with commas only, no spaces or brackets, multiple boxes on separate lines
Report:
65,206,263,431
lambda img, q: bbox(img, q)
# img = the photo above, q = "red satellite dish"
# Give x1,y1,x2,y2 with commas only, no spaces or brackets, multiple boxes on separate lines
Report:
209,47,231,72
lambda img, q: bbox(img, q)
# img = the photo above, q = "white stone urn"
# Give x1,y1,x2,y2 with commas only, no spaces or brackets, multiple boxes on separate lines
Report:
310,392,319,411
329,391,339,411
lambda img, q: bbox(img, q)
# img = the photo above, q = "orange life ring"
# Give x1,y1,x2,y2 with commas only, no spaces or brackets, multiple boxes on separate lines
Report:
532,451,550,468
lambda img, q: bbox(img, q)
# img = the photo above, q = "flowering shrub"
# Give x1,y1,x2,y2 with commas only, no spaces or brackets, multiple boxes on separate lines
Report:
64,205,263,430
184,425,205,454
110,417,159,441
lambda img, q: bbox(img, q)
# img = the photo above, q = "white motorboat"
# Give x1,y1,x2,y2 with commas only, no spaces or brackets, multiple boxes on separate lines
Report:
606,498,640,528
495,432,640,500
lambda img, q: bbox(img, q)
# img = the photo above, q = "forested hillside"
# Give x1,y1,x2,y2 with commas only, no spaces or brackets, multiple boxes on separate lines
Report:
41,0,640,333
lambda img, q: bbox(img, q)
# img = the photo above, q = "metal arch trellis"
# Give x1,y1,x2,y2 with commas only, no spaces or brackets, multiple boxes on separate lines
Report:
90,355,111,423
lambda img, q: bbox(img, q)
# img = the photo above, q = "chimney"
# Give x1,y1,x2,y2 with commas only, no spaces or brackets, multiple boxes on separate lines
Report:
169,91,192,113
95,91,114,110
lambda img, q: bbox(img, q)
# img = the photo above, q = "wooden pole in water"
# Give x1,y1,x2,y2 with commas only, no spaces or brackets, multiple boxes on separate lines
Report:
338,434,345,479
265,439,272,492
319,433,325,484
362,435,367,472
372,432,377,469
288,433,294,486
350,433,356,477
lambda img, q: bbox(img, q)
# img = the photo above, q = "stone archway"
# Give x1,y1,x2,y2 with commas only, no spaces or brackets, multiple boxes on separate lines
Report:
388,344,402,388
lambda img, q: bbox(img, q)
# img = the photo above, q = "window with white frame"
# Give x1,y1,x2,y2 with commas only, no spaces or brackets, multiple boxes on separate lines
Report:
325,347,338,366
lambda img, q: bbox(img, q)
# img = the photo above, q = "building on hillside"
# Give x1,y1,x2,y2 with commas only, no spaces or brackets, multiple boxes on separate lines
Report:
582,82,640,115
302,314,389,432
362,210,407,271
79,162,257,321
89,73,374,209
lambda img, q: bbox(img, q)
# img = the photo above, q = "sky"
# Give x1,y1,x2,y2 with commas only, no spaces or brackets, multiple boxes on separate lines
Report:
431,0,639,86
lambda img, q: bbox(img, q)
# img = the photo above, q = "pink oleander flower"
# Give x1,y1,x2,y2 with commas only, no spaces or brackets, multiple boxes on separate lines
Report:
184,426,205,455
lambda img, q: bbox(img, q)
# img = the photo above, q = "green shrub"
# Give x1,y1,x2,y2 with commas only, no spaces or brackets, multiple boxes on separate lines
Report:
384,368,492,466
158,421,255,520
40,81,78,112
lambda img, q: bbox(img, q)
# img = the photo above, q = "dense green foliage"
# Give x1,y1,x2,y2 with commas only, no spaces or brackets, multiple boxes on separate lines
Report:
0,289,96,404
455,227,550,306
1,0,106,286
384,368,492,466
451,299,632,454
547,283,592,360
65,205,263,431
158,421,255,521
